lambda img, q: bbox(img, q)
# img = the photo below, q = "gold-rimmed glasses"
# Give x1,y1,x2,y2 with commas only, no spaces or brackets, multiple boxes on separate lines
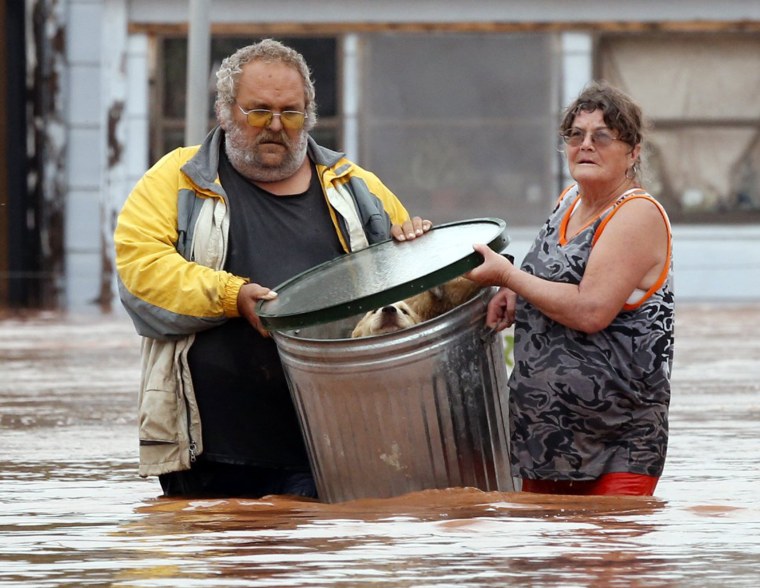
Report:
237,105,307,130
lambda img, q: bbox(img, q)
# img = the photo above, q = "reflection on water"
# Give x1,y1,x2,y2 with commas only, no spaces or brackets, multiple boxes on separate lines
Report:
2,305,760,587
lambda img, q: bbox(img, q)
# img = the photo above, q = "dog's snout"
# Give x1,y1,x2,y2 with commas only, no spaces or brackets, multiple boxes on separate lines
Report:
381,305,398,314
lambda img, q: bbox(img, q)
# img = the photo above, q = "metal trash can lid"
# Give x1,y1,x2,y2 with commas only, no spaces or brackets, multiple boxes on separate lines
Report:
256,217,509,331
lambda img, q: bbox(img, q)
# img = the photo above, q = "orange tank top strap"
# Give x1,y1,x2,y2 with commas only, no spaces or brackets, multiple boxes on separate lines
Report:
591,190,673,310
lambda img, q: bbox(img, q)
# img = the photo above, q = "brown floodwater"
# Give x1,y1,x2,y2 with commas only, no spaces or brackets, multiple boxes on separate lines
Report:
1,303,759,587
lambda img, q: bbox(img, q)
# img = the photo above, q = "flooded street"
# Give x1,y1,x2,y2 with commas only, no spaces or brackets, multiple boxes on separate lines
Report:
1,303,759,587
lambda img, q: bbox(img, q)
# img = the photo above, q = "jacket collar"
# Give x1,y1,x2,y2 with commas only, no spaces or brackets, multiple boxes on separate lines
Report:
307,135,344,167
180,126,225,194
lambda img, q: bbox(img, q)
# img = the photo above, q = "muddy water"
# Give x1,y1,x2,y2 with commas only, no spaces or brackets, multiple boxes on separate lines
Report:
1,304,759,587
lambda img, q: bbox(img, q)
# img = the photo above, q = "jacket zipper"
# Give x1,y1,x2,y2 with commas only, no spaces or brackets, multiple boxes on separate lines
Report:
186,392,197,463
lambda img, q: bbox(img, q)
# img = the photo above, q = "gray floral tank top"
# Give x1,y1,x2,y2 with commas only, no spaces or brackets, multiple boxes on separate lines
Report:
509,184,674,481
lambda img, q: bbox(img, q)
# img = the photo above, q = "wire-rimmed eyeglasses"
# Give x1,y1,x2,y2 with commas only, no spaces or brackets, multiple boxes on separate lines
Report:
237,105,307,130
561,128,621,148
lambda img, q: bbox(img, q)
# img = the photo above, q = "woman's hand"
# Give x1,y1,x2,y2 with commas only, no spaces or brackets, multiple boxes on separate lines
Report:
465,244,515,288
391,216,432,241
486,287,518,331
465,245,519,331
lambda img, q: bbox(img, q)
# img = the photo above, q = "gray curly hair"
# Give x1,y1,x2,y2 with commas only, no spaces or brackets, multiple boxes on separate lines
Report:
215,39,317,131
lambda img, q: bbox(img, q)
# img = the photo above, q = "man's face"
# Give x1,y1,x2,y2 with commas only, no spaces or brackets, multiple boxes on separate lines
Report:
222,60,309,183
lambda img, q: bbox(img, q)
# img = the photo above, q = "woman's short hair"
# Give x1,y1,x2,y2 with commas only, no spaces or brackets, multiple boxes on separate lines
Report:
560,81,644,149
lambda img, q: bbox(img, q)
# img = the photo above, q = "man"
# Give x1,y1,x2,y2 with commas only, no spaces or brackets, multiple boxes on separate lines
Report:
115,39,430,498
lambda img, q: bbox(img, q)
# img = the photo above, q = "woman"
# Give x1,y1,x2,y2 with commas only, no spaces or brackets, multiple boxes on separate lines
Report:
467,81,673,496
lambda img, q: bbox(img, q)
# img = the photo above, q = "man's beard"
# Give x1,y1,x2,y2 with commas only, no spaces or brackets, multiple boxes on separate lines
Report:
224,123,309,183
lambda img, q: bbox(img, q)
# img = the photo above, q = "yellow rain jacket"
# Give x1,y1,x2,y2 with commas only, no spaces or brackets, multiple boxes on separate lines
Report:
115,127,410,476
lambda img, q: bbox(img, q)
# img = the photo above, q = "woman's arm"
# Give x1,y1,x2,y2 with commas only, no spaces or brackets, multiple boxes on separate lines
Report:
468,197,669,334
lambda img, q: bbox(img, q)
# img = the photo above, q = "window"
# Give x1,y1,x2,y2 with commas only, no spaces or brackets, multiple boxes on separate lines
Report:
599,33,760,223
360,34,557,226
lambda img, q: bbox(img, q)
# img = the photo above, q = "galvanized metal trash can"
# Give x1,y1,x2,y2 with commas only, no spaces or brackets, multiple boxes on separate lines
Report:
258,219,514,503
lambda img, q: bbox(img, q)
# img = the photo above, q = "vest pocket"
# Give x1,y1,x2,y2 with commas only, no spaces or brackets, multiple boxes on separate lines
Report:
139,436,182,475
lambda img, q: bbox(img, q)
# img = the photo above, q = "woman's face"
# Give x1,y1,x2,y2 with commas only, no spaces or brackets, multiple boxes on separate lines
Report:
565,109,640,192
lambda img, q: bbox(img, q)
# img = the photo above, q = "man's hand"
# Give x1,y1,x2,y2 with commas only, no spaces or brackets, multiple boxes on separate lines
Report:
237,282,278,337
391,216,433,241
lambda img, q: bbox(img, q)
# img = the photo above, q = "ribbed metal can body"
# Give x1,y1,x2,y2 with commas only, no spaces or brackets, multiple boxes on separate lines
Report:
273,287,513,503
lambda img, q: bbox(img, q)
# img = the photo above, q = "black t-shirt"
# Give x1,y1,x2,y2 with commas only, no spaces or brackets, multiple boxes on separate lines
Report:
187,151,343,468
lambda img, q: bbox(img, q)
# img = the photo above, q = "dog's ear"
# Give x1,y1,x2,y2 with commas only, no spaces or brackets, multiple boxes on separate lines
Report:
443,277,483,305
428,286,445,301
